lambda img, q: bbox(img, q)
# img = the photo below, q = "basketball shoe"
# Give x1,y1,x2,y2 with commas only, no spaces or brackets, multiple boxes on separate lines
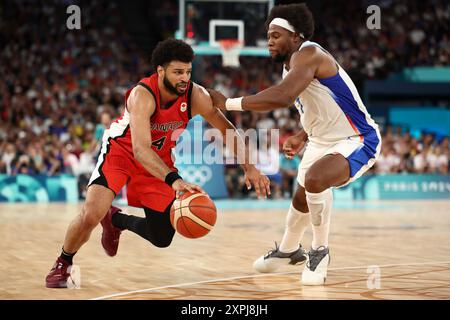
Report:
301,246,330,285
101,206,124,257
45,257,71,288
253,242,307,273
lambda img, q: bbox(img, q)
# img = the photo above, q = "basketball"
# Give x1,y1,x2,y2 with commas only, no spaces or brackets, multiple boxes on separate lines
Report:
170,191,217,239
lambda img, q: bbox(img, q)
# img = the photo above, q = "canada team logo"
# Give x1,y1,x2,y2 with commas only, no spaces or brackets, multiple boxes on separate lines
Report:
180,102,187,112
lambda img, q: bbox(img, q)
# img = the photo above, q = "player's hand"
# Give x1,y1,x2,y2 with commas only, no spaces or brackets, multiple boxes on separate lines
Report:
206,89,227,110
172,179,205,199
283,135,307,159
244,165,271,199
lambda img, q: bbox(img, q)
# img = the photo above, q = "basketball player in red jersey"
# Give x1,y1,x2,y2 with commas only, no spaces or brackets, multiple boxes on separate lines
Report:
45,39,270,288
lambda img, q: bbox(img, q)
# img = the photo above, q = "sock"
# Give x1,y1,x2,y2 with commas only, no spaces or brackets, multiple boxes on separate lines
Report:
279,203,310,253
305,189,333,250
112,212,144,233
112,210,174,248
60,247,76,265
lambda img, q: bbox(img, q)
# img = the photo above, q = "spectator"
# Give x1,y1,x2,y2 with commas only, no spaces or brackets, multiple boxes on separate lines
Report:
256,137,282,199
413,149,428,173
11,154,37,176
279,153,300,199
1,143,17,175
95,111,113,142
430,146,449,174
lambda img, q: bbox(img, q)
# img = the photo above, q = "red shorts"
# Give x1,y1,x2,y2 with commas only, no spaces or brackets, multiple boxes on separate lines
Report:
88,142,176,212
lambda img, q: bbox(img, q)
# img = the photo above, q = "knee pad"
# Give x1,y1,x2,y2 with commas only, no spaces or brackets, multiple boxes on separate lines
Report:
306,189,333,226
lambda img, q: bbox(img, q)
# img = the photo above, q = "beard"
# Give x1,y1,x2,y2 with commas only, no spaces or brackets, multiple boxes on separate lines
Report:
163,76,186,96
272,53,289,63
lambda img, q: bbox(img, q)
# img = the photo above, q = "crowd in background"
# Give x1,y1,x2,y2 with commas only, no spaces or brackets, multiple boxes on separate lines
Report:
188,0,450,87
315,0,449,82
375,127,449,175
1,0,449,199
224,126,450,199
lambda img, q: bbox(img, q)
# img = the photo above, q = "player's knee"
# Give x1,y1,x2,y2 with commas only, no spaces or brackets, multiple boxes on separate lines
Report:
304,172,327,193
80,203,104,229
80,212,100,230
292,191,308,213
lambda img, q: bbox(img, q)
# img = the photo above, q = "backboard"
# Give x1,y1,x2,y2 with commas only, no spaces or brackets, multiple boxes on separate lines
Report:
177,0,273,57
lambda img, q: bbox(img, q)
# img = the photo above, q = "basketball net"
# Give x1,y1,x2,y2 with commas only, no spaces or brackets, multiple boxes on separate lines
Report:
219,39,243,68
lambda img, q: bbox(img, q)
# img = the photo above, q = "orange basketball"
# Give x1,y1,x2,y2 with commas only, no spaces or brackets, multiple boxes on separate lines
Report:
170,191,217,239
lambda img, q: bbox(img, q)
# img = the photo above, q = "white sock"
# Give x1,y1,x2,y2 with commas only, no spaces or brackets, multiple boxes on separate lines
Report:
279,203,310,253
305,189,333,250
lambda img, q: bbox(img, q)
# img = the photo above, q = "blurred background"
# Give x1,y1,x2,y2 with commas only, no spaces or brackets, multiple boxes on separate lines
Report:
0,0,449,204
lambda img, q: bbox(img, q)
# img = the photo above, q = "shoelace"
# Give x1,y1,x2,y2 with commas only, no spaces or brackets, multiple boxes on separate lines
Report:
50,262,64,272
306,246,327,269
264,241,280,259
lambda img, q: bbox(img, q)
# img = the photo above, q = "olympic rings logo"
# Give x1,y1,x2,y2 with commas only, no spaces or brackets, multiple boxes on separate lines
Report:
179,166,212,186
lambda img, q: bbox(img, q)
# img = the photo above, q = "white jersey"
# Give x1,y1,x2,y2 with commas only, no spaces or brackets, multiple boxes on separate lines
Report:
283,41,380,145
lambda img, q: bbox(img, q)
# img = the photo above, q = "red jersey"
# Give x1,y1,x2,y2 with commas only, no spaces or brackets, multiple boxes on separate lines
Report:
88,74,193,210
106,73,193,169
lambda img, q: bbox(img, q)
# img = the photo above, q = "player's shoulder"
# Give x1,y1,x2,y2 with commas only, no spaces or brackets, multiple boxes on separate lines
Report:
130,84,156,101
189,82,215,116
126,84,157,113
293,43,321,59
291,42,328,68
191,82,212,102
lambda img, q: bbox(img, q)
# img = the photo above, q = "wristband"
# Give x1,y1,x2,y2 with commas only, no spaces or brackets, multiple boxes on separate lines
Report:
225,97,243,111
165,171,182,186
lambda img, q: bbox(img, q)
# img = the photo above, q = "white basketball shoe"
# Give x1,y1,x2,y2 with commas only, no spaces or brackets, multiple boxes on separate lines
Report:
253,242,307,273
301,246,330,285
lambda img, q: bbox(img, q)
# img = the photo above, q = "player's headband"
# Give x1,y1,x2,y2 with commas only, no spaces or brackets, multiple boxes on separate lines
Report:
269,18,305,39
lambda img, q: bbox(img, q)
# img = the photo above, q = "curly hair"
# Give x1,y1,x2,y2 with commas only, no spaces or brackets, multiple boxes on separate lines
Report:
151,38,194,69
265,3,315,41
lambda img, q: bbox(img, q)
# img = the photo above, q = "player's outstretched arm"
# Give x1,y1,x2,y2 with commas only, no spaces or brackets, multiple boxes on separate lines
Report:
191,84,271,198
208,46,320,112
128,86,204,197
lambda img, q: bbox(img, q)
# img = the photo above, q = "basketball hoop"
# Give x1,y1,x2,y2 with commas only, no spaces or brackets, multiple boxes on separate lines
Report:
218,39,243,68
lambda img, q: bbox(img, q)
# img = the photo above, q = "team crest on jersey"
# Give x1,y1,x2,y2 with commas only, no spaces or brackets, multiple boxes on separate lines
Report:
180,102,187,112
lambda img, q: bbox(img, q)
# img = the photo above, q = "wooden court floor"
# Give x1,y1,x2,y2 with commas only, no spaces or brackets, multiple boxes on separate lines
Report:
0,200,449,300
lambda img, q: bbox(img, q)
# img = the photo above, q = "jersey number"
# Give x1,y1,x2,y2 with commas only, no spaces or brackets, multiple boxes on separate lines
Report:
152,136,166,150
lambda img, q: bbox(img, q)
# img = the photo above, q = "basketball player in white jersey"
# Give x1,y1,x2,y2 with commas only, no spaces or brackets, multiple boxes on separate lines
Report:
208,3,381,285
